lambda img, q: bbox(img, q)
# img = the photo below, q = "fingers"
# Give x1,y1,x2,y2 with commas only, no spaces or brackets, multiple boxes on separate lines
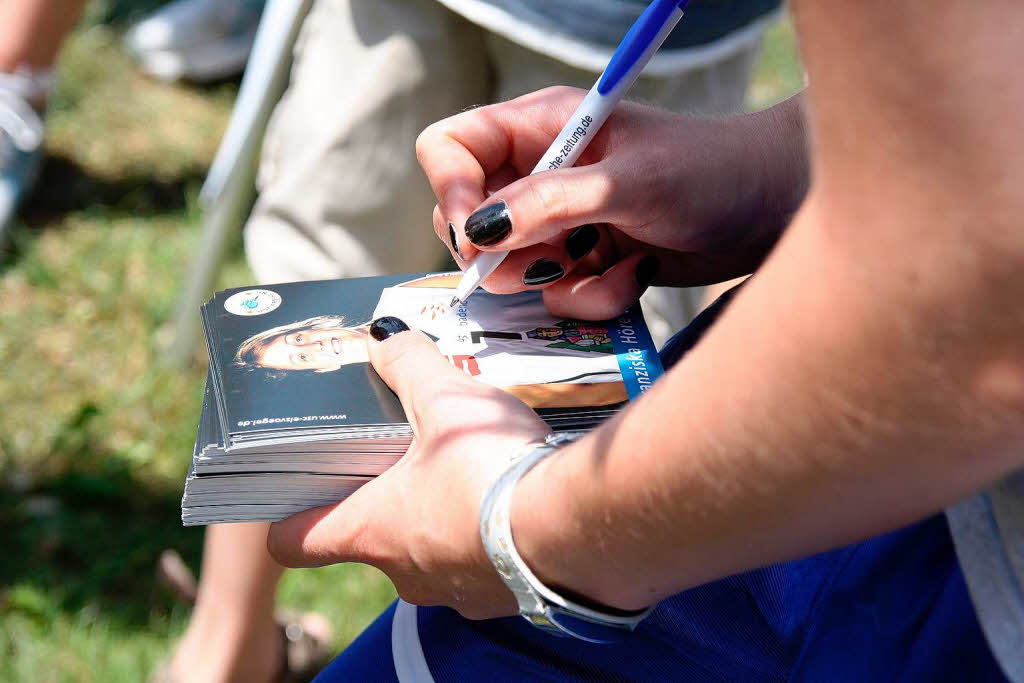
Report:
461,164,621,253
479,244,570,294
434,205,465,265
477,224,605,294
267,473,383,567
417,116,495,245
438,163,523,266
417,87,589,250
419,86,630,261
542,253,659,321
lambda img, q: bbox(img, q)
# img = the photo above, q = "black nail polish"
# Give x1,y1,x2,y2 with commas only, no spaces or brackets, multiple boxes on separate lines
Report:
635,255,659,289
447,222,462,259
369,316,410,341
464,201,511,247
523,258,565,286
565,225,599,261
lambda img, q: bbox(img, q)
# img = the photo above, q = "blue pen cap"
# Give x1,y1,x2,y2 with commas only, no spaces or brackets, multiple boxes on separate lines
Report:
597,0,690,95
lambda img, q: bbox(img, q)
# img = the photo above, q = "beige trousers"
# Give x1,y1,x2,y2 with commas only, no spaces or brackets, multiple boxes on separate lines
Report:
245,0,762,343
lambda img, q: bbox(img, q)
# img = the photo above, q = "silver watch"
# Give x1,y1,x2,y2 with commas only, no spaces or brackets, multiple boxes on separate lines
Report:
480,432,651,643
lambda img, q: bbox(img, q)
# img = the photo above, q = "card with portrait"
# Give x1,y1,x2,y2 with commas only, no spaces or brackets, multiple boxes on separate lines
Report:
183,273,663,525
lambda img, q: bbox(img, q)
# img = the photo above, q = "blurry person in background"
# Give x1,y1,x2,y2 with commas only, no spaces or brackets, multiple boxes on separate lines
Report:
3,1,329,679
0,0,88,240
0,0,264,241
124,0,266,83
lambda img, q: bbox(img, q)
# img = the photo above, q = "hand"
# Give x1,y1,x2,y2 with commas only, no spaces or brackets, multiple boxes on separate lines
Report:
417,87,807,319
267,317,552,619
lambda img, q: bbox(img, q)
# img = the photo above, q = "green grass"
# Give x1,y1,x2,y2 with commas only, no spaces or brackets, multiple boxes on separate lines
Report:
748,17,804,111
0,5,801,680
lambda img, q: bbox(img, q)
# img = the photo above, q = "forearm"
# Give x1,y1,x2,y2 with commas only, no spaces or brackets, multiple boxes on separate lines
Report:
512,200,1024,610
511,0,1024,610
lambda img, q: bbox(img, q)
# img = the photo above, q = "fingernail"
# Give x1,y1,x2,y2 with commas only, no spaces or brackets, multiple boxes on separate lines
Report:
464,200,511,247
369,316,410,341
523,258,565,286
635,255,659,289
565,225,599,261
447,222,462,259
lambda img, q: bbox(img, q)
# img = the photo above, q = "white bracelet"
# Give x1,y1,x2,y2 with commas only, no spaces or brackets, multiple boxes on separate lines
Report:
479,432,651,643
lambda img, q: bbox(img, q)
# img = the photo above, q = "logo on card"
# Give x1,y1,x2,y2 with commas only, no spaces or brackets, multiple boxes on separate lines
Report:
224,289,282,316
527,322,613,354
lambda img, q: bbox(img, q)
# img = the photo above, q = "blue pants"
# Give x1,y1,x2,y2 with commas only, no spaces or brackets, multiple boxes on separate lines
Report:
318,514,1002,681
317,286,1004,681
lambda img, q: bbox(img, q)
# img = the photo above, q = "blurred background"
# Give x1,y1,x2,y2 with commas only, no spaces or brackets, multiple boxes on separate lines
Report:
0,1,803,679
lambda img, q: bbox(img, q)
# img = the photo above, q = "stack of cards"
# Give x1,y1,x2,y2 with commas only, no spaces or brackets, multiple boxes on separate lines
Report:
183,273,664,525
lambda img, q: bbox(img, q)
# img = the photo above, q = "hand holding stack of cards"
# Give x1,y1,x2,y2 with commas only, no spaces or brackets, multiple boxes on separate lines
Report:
182,273,662,525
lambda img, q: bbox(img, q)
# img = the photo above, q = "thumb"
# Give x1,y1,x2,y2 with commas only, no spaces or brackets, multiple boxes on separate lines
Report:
366,316,478,434
268,316,476,568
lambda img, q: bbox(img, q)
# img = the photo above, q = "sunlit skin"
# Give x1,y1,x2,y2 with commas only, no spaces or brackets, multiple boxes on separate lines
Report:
267,0,1024,624
255,325,370,372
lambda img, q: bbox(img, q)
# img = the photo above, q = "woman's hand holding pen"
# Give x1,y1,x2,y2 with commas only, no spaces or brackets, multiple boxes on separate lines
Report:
417,86,808,319
267,85,812,619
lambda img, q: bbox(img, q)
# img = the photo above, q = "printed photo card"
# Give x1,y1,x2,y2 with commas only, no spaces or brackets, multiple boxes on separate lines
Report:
183,273,663,525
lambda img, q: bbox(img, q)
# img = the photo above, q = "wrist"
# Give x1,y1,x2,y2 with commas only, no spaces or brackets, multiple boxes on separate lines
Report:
507,453,564,587
484,434,651,641
509,437,646,612
747,93,810,235
711,93,808,256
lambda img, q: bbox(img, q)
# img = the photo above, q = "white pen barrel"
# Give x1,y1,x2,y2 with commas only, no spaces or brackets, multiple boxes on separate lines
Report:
531,85,613,174
531,6,685,175
453,251,508,302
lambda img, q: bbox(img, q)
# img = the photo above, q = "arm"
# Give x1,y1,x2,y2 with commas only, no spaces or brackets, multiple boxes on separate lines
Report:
267,0,1024,620
511,0,1024,610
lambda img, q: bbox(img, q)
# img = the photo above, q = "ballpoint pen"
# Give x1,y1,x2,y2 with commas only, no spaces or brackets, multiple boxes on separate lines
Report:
448,0,690,310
